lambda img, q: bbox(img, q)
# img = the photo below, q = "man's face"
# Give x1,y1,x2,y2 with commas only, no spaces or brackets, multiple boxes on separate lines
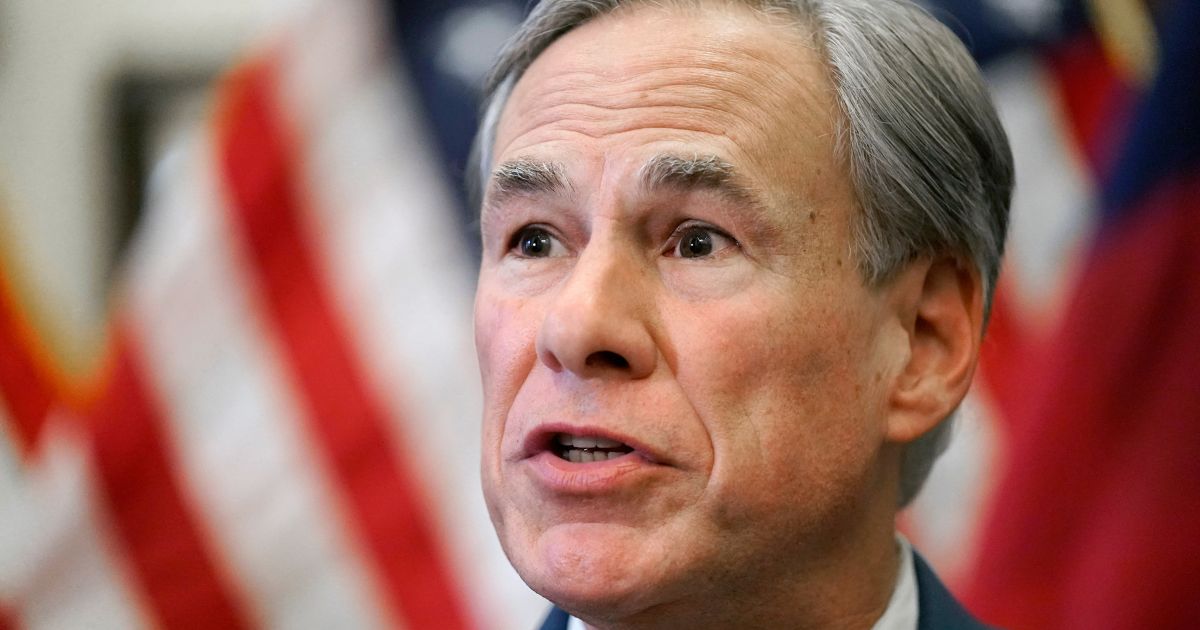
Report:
476,4,903,621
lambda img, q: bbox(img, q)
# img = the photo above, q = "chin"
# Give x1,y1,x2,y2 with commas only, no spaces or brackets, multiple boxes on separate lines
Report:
510,523,676,621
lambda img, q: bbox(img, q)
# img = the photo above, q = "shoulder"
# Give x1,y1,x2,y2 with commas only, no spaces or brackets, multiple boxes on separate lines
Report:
912,551,998,630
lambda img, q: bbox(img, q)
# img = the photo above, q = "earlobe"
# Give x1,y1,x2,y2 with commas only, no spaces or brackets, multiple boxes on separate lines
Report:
885,256,984,444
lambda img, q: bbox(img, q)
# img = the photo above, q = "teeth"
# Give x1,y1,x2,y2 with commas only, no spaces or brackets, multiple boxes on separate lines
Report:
558,448,627,462
553,433,634,463
555,434,626,449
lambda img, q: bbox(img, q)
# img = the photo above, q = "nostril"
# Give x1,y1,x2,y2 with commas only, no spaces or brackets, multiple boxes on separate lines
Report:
585,350,629,369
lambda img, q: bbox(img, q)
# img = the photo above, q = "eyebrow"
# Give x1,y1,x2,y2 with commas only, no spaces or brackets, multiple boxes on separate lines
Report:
485,159,572,211
638,153,766,211
483,153,767,213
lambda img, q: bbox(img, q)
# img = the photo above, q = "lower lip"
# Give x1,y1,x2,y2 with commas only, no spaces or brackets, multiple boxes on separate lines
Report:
524,450,662,494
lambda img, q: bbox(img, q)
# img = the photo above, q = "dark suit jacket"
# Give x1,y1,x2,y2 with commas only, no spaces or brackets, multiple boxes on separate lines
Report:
537,550,993,630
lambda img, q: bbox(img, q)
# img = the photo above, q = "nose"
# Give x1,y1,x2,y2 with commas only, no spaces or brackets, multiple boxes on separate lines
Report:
536,242,658,380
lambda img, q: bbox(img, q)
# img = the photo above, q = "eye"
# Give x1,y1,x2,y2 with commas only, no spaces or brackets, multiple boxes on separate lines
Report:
668,224,738,259
511,225,564,258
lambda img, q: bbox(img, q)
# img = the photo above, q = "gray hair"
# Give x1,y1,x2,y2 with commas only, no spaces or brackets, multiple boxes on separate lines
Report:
471,0,1013,506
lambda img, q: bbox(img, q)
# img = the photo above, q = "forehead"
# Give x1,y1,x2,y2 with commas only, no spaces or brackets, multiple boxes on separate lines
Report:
491,3,848,205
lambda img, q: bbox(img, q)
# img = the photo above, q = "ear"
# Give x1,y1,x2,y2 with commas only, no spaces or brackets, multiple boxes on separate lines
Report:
884,256,984,444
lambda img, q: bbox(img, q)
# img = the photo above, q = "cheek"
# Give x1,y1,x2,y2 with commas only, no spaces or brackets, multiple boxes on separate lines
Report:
475,287,541,400
475,286,546,466
476,287,546,523
671,285,863,418
670,287,883,519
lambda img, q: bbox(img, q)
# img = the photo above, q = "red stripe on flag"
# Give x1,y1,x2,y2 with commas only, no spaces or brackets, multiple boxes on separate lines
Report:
965,174,1200,629
87,324,252,630
978,283,1031,431
1044,31,1132,178
214,58,472,630
0,273,57,454
0,605,18,630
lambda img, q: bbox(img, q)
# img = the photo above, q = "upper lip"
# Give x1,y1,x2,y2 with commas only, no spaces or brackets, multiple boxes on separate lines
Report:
520,422,667,465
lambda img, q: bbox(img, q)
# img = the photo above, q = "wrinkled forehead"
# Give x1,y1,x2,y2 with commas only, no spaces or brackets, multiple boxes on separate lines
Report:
487,2,849,219
498,4,824,121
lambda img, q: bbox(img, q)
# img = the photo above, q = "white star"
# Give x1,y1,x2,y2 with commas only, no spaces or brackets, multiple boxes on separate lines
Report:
984,0,1063,36
435,4,522,88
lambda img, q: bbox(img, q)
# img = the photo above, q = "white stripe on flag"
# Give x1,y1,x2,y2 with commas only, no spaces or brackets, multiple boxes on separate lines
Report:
902,390,1001,584
0,418,152,630
124,133,394,630
275,1,547,627
0,401,22,522
989,53,1096,324
0,400,27,606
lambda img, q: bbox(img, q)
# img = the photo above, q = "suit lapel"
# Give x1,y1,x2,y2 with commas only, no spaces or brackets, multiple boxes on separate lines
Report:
913,551,994,630
539,606,570,630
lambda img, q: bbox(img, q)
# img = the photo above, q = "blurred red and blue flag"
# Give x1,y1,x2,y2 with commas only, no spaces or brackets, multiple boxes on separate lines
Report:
958,1,1200,627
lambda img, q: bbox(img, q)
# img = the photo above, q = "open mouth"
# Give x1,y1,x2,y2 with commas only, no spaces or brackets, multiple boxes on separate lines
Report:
552,433,634,463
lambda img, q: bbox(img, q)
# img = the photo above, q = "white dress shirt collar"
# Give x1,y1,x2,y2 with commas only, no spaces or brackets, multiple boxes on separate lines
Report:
873,533,919,630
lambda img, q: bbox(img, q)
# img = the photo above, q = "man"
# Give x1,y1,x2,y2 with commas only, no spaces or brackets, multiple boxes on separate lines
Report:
471,0,1011,628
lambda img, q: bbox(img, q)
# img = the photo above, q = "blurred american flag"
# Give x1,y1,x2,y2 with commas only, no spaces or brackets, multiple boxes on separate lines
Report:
0,0,543,627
